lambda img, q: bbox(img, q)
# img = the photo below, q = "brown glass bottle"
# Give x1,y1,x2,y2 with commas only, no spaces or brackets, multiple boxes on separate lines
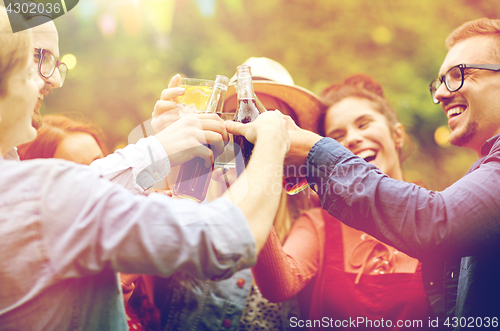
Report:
173,75,229,202
233,65,266,175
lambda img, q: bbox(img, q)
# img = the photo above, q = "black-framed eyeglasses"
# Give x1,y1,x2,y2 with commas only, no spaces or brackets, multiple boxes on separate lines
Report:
429,63,500,104
34,48,68,87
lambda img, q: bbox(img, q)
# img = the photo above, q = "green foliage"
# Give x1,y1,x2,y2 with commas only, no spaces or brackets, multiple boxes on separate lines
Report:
44,0,500,190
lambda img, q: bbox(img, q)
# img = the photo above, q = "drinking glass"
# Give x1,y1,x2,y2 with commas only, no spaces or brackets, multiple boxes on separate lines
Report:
173,78,215,202
214,112,237,170
177,78,215,112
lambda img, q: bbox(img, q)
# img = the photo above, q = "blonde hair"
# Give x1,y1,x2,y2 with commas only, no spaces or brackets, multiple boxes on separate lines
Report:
446,18,500,62
273,190,313,244
0,9,31,97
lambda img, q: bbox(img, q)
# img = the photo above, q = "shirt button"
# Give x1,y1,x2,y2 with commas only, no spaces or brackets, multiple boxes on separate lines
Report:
430,281,434,286
237,278,245,288
153,171,160,179
450,272,454,279
223,319,232,328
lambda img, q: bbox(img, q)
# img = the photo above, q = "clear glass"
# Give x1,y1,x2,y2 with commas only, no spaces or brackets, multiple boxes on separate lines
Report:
215,112,237,170
177,78,215,112
173,76,229,202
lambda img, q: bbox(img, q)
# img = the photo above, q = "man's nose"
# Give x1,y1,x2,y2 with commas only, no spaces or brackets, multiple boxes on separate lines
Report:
45,68,62,88
434,81,453,104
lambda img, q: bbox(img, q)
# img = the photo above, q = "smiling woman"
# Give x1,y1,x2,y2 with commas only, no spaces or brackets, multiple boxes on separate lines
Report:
252,73,434,331
320,74,406,181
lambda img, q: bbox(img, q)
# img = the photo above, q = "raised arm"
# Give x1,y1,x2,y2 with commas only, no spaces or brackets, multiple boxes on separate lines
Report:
90,73,228,194
252,211,323,302
39,160,255,281
305,137,500,260
224,110,290,252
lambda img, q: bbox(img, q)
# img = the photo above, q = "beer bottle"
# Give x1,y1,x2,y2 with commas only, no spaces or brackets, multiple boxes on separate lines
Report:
233,65,267,175
173,75,230,202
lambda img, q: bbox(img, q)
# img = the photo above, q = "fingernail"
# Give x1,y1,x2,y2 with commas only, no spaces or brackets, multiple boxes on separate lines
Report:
176,104,184,108
177,87,186,94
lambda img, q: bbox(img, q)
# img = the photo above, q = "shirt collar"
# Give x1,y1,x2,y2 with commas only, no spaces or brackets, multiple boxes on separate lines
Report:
4,147,20,161
480,133,500,157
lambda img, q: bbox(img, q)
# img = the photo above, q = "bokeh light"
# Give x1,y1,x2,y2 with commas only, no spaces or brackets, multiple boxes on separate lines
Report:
372,26,393,45
98,13,117,39
61,54,77,70
434,125,451,147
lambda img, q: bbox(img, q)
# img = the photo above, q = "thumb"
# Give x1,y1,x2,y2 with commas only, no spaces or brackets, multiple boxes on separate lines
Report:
225,120,247,136
168,74,181,88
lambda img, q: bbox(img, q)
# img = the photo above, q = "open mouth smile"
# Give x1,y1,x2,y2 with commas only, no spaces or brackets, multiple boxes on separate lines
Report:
446,106,466,119
356,149,377,163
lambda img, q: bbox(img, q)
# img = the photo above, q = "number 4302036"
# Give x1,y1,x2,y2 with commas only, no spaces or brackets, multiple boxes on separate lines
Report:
5,1,61,15
444,316,498,328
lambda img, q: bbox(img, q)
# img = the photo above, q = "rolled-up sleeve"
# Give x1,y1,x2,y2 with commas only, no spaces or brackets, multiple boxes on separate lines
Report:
40,162,255,281
306,137,500,260
89,136,169,194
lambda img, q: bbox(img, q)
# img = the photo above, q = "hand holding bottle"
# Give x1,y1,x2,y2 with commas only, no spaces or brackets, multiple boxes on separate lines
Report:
225,110,290,155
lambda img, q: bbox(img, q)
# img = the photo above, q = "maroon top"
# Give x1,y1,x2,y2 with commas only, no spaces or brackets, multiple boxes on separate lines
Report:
320,211,434,330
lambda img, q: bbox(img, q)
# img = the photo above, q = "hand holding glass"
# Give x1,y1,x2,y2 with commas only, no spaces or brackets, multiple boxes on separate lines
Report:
173,76,230,202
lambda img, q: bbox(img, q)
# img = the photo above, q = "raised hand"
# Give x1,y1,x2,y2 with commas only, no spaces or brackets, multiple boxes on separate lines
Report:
225,109,290,152
151,74,185,133
154,113,228,168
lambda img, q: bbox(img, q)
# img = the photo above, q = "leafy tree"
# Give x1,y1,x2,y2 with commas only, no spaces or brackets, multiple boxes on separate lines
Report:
45,0,499,189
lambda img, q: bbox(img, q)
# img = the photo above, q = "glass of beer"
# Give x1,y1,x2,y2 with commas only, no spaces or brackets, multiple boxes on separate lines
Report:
173,77,226,203
177,78,215,113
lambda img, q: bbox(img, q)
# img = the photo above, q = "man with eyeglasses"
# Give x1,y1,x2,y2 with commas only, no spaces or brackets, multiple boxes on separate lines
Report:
262,17,500,329
21,12,64,129
11,6,221,194
0,8,292,330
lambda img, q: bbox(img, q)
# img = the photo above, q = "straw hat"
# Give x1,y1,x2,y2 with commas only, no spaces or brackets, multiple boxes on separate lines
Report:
225,57,324,131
